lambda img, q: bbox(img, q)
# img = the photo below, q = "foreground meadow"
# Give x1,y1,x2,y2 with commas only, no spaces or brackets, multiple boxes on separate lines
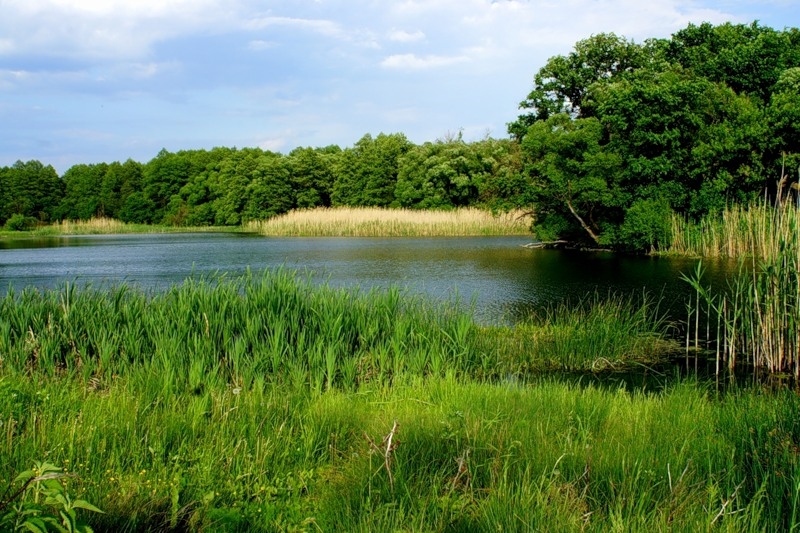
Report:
1,271,798,531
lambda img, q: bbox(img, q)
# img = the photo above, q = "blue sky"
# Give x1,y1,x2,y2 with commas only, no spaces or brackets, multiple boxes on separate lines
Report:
1,0,798,174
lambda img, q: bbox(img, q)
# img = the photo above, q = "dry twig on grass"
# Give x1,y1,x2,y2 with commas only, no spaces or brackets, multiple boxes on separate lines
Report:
365,420,400,493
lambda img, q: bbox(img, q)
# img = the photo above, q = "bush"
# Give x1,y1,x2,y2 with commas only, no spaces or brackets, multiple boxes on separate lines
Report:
4,213,37,231
619,198,673,252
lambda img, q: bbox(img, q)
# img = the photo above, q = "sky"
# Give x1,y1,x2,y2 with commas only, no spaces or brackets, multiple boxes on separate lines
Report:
1,0,798,174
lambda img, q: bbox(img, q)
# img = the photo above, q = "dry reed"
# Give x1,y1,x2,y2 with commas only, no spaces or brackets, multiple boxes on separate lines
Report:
681,202,800,377
244,207,533,237
36,217,227,235
666,203,799,259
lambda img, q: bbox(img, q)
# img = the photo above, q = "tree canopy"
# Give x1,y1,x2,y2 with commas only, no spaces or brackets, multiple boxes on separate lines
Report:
509,21,800,250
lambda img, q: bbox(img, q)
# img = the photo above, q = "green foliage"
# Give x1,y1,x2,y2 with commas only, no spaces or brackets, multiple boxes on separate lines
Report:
4,213,38,231
619,198,673,252
0,161,63,224
2,135,529,230
522,114,623,245
666,22,797,103
1,461,103,532
332,133,411,207
511,32,653,129
512,21,799,250
243,154,295,221
288,146,339,208
597,69,767,216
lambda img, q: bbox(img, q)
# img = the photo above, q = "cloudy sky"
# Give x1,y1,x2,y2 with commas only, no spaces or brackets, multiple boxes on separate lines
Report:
1,0,797,173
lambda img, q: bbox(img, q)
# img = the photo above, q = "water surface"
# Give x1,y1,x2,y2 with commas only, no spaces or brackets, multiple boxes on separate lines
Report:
0,233,734,323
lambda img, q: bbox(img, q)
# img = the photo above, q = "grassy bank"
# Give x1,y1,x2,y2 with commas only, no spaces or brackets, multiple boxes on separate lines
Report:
1,272,797,531
244,207,533,237
0,217,234,238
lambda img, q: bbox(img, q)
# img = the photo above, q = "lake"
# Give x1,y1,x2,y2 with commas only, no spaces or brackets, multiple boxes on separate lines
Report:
0,233,735,324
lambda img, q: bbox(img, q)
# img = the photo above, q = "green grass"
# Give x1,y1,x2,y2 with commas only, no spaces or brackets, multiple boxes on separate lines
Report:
1,374,797,531
483,292,679,374
1,272,797,531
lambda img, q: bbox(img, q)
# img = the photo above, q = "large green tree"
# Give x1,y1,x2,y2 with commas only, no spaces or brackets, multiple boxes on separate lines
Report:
1,160,63,224
522,114,623,245
332,133,411,207
243,154,295,220
59,163,108,220
288,146,340,209
510,21,799,250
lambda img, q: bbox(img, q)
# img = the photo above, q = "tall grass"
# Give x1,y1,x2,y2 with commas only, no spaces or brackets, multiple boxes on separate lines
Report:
243,207,533,237
666,202,800,259
14,217,232,236
1,374,797,531
0,270,489,390
680,202,800,378
1,273,797,530
483,292,679,373
0,272,678,387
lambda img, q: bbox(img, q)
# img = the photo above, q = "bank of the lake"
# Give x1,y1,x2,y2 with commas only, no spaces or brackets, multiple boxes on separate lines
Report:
2,208,533,240
0,217,237,238
1,272,798,531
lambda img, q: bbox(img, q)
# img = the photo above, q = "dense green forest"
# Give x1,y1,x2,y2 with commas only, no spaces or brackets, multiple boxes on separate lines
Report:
0,136,527,230
1,21,798,251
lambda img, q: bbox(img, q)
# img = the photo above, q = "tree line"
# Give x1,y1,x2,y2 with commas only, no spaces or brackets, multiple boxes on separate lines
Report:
2,21,798,251
0,134,528,230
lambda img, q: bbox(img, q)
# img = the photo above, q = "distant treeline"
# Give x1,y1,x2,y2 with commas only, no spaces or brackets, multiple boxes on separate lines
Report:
0,134,528,229
2,21,799,251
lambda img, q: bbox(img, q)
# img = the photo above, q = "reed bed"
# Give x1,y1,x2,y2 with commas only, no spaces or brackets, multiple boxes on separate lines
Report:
0,270,488,391
27,217,231,236
0,272,677,388
666,203,800,259
681,202,800,378
483,292,679,373
243,207,533,237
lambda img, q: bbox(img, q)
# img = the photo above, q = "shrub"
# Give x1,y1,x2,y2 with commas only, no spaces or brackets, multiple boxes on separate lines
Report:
3,213,37,231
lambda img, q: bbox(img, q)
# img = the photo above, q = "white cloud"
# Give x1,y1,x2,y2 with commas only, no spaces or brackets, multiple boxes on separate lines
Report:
387,29,426,43
248,40,278,51
0,0,237,59
245,16,346,39
381,53,468,70
257,137,287,152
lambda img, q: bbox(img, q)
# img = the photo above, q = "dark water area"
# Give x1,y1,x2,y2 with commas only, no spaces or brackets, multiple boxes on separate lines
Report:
0,233,737,325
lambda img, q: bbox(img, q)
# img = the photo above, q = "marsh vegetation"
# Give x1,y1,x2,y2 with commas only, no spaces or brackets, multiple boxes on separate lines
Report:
244,207,533,237
1,271,798,531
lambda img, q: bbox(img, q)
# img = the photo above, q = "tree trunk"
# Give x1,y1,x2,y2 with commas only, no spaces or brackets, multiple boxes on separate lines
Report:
565,198,600,245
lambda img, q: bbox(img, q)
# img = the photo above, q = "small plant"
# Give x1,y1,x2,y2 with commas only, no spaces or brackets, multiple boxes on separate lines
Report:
0,461,103,533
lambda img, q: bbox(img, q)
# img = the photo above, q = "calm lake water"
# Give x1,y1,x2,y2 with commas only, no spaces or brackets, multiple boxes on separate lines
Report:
0,233,735,324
